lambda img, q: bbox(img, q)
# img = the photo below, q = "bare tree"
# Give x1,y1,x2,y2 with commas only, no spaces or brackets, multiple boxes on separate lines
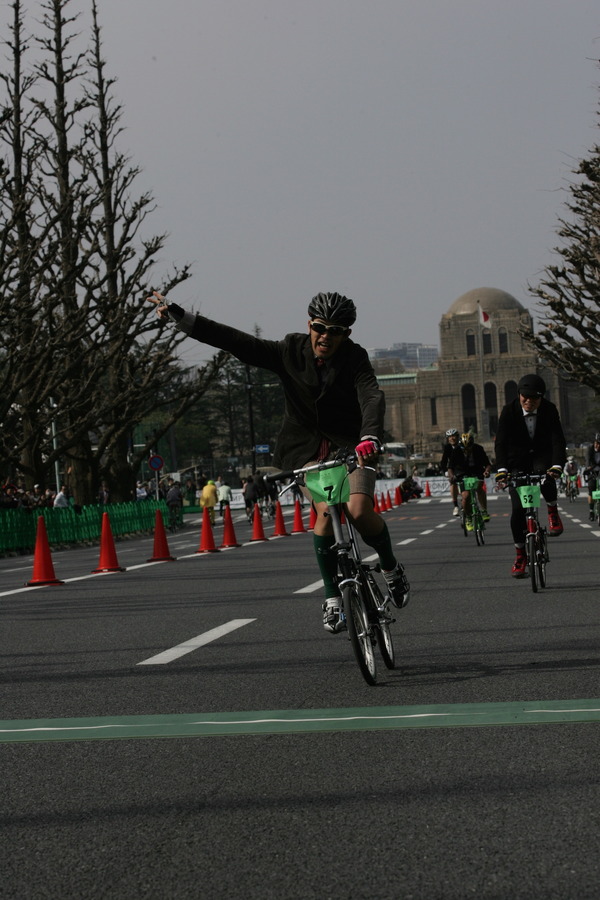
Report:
526,72,600,392
0,0,226,501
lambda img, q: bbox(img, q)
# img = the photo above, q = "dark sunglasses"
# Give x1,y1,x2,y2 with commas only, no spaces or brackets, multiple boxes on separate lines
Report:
310,321,350,337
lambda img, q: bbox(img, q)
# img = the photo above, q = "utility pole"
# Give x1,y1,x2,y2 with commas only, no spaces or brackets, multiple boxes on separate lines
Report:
245,365,256,474
477,301,490,440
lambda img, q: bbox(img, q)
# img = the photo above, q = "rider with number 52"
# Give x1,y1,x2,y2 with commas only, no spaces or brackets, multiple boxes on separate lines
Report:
494,374,566,578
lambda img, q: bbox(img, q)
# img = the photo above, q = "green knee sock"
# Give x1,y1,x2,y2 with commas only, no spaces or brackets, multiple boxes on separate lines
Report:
362,522,396,571
313,533,339,598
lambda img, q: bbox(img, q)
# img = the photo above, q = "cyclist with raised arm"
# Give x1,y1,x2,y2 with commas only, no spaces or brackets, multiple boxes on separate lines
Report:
440,428,462,516
448,431,491,531
147,290,410,632
494,373,566,578
583,433,600,521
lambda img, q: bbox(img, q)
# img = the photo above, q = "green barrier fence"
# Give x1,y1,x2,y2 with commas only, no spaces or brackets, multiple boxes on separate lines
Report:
0,501,169,555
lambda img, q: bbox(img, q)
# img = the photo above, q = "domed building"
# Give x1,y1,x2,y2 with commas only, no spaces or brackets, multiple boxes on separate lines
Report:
378,287,593,461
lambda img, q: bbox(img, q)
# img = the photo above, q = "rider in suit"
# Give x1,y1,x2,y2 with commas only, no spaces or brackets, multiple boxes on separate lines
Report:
495,373,566,578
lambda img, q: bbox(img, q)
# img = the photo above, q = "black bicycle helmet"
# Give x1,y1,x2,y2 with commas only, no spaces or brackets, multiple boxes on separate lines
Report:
517,373,546,397
308,292,357,326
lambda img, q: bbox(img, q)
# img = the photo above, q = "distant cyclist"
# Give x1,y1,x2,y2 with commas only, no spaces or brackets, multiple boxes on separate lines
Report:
448,431,491,530
583,434,600,522
147,289,410,632
440,428,461,516
563,455,579,499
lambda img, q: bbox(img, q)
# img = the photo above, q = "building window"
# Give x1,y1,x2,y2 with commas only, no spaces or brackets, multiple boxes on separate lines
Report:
466,330,476,357
498,328,508,353
482,330,492,355
461,383,477,432
430,396,437,426
505,380,518,403
485,382,498,435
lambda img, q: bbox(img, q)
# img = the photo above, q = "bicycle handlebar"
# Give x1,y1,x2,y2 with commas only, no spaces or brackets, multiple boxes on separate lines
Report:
265,452,360,487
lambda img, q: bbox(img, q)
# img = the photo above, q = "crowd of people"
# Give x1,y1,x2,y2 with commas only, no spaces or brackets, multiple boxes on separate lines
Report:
0,482,72,510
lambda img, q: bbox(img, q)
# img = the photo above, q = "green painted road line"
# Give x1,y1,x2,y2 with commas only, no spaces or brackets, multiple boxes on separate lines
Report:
2,699,600,743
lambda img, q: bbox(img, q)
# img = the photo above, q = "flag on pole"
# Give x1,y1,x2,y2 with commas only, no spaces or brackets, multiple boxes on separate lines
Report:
479,305,491,327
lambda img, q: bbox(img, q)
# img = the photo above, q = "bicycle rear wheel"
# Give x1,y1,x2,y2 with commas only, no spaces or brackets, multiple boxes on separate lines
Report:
527,532,538,593
474,512,485,546
364,572,396,669
538,530,548,588
343,582,377,685
376,619,395,669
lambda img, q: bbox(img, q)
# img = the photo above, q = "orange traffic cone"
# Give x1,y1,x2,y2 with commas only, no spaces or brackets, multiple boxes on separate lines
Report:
424,481,431,498
92,512,126,573
291,499,306,533
25,516,64,586
197,506,220,552
250,503,268,542
272,501,290,537
307,504,317,530
374,493,381,513
396,485,403,506
147,509,176,562
220,505,241,548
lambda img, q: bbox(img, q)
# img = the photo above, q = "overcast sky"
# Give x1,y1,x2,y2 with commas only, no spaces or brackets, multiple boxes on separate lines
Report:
7,1,600,366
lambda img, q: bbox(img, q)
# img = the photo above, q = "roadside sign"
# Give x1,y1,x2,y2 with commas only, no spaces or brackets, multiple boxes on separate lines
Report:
255,444,270,454
148,455,164,471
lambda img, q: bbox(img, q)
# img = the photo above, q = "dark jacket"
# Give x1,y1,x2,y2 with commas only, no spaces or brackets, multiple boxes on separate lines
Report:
495,398,566,474
444,443,490,479
174,311,385,470
585,446,600,471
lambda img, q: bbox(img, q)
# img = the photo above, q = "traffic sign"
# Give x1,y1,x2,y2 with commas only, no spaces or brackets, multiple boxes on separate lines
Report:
255,444,270,454
148,455,164,471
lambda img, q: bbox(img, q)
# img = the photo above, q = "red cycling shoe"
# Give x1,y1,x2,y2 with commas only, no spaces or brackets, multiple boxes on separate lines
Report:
547,506,563,536
511,550,527,578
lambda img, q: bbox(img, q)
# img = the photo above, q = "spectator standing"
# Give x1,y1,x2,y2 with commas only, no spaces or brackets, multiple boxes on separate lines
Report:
53,485,70,508
200,479,219,524
217,480,233,517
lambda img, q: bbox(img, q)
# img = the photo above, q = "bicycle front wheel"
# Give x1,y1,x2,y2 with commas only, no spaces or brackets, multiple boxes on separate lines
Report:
343,583,377,685
527,532,538,593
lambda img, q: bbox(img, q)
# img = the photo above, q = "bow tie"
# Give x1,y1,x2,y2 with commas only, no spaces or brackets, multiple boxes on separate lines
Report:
524,411,537,417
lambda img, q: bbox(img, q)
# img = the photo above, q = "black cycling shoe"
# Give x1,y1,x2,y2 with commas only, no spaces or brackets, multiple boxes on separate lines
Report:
383,563,410,609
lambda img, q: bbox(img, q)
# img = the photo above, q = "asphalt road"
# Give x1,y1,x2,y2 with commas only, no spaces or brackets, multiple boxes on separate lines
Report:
2,494,600,899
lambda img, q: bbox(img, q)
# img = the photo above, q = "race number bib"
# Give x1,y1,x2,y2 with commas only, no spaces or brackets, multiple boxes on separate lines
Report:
305,467,350,505
516,484,541,508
